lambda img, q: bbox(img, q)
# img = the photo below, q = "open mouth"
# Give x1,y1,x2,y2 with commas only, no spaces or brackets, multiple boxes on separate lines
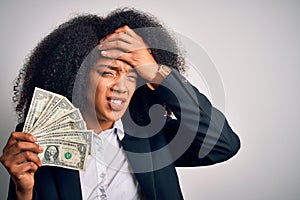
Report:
111,99,123,105
108,97,126,111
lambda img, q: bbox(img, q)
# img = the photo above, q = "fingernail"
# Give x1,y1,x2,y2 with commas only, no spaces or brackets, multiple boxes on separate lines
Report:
99,44,102,48
101,51,107,55
39,145,44,151
30,136,36,142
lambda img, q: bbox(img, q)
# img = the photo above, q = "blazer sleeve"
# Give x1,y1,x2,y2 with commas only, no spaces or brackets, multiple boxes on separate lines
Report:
155,69,241,167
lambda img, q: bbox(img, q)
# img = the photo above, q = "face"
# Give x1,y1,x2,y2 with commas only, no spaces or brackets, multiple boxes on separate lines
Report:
47,146,57,156
84,57,137,131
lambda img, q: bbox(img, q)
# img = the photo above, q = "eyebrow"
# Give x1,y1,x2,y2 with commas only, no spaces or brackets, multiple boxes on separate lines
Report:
96,64,137,73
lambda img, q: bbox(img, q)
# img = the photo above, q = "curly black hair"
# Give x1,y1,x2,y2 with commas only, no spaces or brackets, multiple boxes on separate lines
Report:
13,14,103,123
13,8,186,124
100,8,185,73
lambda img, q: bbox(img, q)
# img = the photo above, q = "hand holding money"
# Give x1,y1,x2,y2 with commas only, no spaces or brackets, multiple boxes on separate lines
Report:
23,87,92,171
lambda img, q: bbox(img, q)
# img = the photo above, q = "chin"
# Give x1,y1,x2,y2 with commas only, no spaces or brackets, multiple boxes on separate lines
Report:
106,111,124,122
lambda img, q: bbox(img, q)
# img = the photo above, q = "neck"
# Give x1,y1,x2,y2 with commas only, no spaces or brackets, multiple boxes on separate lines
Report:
82,109,114,134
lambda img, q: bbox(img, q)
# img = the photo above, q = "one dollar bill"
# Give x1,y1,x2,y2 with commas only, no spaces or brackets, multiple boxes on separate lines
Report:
23,88,55,132
38,139,88,171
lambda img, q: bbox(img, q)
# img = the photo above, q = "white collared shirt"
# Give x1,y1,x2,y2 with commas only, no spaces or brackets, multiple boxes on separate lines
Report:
79,120,142,200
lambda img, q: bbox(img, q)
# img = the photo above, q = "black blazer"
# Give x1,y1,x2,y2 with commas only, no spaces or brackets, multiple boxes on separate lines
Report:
7,70,240,200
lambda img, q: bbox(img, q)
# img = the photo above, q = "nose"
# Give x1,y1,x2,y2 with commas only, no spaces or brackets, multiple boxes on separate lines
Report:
110,75,128,94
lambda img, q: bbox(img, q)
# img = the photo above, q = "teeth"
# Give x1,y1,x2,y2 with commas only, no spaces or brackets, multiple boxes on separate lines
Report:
111,99,122,105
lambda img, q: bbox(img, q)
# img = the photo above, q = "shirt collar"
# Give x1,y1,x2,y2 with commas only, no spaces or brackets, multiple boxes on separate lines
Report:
113,119,125,141
93,119,125,141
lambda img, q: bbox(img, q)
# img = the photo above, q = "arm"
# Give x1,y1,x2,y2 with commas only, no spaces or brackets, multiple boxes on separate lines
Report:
99,25,240,166
155,69,240,166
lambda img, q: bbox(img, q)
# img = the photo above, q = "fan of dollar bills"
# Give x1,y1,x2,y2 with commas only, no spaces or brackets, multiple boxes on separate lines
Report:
23,87,92,171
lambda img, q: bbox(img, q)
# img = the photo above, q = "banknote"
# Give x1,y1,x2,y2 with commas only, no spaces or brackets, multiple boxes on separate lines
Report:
23,88,55,132
38,139,88,170
23,87,93,171
32,120,87,136
30,97,74,133
39,109,86,131
35,95,63,123
36,130,92,155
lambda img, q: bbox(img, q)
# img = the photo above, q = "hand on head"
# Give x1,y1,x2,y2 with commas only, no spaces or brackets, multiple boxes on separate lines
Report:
99,25,159,82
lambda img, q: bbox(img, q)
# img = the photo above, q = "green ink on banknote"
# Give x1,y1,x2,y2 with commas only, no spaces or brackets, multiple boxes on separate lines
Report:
65,152,72,159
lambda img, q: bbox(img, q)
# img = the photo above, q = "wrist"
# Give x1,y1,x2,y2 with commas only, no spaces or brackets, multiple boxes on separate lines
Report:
15,185,33,200
147,65,172,90
16,189,33,200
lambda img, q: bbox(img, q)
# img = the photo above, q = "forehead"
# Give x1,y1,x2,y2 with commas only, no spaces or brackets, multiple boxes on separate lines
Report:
93,57,134,72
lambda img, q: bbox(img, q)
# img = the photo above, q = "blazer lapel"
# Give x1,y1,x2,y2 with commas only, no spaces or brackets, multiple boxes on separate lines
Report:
121,132,157,200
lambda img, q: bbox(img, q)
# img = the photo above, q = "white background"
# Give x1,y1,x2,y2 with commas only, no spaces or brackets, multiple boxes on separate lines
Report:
0,1,299,199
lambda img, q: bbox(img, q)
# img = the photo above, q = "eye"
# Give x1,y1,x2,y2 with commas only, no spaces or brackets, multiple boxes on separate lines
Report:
97,70,116,78
127,72,138,82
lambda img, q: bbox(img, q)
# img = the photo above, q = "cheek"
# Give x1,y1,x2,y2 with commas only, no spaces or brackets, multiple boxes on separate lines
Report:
128,83,137,98
87,73,109,103
86,74,99,99
95,82,108,102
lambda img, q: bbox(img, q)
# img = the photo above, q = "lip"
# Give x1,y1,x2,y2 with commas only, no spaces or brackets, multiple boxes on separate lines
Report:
107,97,127,111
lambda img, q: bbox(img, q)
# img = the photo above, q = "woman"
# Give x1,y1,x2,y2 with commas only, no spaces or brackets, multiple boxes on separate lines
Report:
0,8,240,200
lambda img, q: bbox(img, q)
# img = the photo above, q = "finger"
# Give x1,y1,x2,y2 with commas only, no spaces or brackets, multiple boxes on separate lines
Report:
10,161,39,177
4,150,42,169
102,25,139,43
5,141,43,156
101,32,133,45
114,25,137,38
114,25,128,33
100,31,130,44
100,49,129,60
100,37,149,53
109,26,149,51
15,151,42,167
100,40,131,52
3,132,36,152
